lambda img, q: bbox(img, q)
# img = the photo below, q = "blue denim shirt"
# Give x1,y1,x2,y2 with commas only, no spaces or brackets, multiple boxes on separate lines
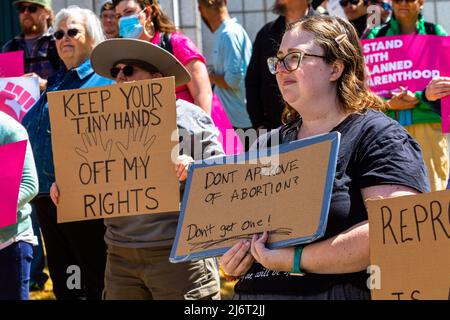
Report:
22,59,114,193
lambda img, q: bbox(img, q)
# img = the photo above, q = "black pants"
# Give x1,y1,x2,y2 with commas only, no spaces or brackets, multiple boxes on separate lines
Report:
33,194,107,300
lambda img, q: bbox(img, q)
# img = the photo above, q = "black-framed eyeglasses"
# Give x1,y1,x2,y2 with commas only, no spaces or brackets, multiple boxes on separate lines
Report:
339,0,361,7
53,28,80,40
17,4,39,13
110,65,136,78
267,51,326,75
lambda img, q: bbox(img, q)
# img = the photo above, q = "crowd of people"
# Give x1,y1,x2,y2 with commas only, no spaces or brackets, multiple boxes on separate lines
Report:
0,0,449,300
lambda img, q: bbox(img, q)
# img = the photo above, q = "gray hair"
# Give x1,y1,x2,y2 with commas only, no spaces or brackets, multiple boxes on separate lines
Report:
54,5,105,46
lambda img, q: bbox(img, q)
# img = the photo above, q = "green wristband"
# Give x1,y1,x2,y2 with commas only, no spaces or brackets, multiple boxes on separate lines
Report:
292,246,304,274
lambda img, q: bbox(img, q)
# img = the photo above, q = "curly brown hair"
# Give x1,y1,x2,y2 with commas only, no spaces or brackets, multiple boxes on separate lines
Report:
112,0,176,33
281,15,386,124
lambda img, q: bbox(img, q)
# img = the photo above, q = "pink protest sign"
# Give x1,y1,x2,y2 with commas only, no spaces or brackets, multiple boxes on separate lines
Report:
0,140,27,228
0,77,40,122
0,51,24,77
362,35,450,133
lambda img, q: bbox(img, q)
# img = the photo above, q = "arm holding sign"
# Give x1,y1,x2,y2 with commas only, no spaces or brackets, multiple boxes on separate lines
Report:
387,86,419,111
423,77,450,115
248,184,419,275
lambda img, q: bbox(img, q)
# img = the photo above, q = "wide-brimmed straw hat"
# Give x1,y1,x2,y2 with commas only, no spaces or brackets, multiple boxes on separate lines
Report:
91,38,191,87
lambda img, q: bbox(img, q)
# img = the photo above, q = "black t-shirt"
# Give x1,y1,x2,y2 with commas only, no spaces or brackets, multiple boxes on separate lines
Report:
234,109,430,296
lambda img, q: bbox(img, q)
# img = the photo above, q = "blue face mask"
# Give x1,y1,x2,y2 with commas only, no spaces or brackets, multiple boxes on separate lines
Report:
118,13,143,39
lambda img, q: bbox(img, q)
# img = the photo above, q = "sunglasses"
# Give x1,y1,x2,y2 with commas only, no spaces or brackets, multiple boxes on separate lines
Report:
339,0,360,7
53,28,80,40
17,4,39,13
110,65,136,78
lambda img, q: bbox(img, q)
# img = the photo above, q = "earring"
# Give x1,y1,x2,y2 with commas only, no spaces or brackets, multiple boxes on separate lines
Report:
144,20,155,38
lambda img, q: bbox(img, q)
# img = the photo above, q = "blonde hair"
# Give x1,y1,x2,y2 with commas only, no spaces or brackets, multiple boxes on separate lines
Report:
281,16,386,124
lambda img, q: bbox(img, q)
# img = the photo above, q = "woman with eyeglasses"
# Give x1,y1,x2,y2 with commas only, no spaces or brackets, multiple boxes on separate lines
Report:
21,6,114,300
219,15,429,300
364,0,449,192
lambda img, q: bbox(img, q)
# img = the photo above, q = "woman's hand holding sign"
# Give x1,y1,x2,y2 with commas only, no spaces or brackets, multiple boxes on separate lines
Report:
175,154,194,182
220,240,254,278
388,86,419,110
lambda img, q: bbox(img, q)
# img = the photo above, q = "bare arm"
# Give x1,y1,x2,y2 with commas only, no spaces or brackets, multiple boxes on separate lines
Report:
185,59,212,115
247,184,420,275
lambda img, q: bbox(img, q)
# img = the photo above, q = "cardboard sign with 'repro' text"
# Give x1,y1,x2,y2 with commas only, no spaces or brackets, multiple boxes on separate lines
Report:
366,190,450,300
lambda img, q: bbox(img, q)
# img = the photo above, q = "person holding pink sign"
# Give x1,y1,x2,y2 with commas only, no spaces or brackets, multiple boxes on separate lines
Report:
364,0,449,191
2,0,61,91
0,111,39,300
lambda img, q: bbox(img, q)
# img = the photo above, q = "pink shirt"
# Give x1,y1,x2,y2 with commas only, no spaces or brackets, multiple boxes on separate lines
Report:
150,32,206,102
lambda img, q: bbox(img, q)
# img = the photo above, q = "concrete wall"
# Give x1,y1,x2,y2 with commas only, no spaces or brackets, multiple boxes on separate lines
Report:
51,0,450,63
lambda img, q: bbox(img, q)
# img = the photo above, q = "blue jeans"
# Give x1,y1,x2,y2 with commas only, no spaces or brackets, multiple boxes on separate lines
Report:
0,241,33,300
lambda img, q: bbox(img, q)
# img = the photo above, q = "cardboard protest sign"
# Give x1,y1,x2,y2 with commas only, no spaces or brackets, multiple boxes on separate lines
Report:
0,140,27,228
366,190,450,300
48,77,180,223
0,51,24,77
362,35,450,132
170,132,340,262
0,77,39,122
